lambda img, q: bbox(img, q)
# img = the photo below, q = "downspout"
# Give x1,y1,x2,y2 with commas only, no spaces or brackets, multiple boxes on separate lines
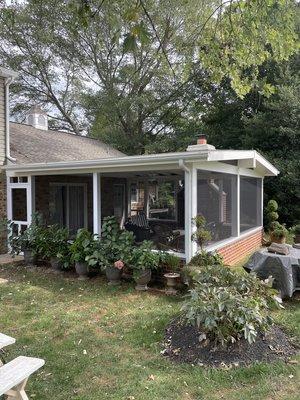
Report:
4,76,16,162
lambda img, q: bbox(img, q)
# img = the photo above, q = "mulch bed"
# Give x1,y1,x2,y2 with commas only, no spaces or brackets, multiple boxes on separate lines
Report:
162,318,298,368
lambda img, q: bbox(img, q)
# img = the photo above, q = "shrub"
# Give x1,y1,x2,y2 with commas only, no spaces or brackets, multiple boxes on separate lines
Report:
85,216,135,270
192,214,212,250
265,199,279,231
35,224,69,261
131,241,161,280
70,229,95,264
271,225,288,240
162,253,181,272
188,250,223,267
181,264,280,345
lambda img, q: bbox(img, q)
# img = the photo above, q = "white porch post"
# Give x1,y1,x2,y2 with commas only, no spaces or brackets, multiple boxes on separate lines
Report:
236,172,240,236
190,166,198,258
184,169,191,262
93,172,101,235
27,176,35,225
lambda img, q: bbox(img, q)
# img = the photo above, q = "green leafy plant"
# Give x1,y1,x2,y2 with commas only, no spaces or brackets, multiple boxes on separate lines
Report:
162,253,181,272
35,224,69,261
188,251,224,267
191,214,212,250
85,216,135,270
271,225,288,240
131,241,161,280
181,264,280,346
7,213,44,257
265,199,279,231
70,229,95,264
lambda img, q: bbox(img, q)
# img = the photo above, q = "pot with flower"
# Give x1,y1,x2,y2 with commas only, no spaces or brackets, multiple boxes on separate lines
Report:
93,216,135,285
70,228,95,279
292,224,300,244
162,253,181,295
131,241,160,291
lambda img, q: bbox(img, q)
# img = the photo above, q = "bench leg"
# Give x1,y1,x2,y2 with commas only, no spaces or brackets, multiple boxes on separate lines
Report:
5,378,29,400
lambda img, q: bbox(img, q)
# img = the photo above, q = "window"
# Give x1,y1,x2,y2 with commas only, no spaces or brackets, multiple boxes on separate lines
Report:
240,177,262,232
49,183,87,235
12,188,27,221
197,171,237,244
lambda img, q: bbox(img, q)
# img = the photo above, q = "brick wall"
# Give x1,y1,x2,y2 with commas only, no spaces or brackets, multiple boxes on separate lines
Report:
217,228,263,265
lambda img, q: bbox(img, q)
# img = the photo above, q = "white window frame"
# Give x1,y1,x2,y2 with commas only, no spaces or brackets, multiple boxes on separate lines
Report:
49,182,88,231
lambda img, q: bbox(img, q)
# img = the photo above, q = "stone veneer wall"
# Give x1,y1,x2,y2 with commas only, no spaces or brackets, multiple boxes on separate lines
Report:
217,228,263,266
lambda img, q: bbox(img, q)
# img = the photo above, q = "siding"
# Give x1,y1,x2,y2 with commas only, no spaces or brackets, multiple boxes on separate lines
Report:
0,77,6,165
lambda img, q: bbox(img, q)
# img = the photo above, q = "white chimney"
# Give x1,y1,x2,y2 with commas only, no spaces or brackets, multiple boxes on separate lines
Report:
187,134,216,152
25,105,48,131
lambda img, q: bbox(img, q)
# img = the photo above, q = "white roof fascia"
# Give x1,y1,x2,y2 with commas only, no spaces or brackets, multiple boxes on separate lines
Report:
4,149,279,177
0,67,18,79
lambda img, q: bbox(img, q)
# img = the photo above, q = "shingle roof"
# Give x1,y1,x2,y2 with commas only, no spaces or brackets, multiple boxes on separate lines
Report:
9,122,125,164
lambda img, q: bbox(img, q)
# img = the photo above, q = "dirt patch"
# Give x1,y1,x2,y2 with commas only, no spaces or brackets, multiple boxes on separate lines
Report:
163,318,298,368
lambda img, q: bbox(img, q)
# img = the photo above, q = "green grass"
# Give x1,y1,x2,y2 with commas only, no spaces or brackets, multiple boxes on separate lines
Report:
0,264,299,400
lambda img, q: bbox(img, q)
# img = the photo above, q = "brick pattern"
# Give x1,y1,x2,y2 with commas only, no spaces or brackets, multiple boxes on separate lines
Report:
217,228,263,265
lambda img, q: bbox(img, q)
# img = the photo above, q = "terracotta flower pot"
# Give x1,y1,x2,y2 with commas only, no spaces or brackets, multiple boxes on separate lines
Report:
23,249,36,266
164,272,180,295
135,269,151,291
50,257,63,274
106,266,122,285
75,261,89,280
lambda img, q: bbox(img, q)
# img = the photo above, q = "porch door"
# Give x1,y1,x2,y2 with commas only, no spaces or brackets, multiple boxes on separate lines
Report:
49,183,87,234
113,184,125,227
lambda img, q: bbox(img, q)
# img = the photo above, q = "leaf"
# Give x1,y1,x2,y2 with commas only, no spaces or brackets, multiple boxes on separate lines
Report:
123,33,137,53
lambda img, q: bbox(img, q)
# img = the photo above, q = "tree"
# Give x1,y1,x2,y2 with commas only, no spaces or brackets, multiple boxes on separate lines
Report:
0,0,298,152
202,55,300,226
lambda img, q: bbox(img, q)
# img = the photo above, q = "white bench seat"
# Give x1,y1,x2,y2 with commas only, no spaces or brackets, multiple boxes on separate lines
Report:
0,356,45,399
0,333,15,350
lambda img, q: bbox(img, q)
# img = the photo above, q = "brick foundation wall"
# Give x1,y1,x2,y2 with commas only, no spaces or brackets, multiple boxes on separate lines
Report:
0,170,7,254
217,228,263,266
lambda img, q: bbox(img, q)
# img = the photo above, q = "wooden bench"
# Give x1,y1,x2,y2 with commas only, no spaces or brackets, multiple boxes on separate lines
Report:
0,356,45,399
0,333,15,350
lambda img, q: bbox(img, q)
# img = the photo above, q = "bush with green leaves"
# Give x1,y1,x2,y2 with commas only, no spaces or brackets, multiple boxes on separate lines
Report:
85,216,135,270
191,214,212,250
265,199,279,230
271,224,288,241
131,241,161,280
162,253,181,272
70,229,95,264
181,264,280,346
34,224,69,261
8,213,44,256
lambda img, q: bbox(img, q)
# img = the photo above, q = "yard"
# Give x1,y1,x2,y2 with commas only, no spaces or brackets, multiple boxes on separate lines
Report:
0,263,299,400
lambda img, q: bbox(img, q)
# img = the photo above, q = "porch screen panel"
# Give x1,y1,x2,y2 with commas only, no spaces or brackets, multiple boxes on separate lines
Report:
149,181,176,220
240,177,262,232
197,171,237,244
69,186,85,235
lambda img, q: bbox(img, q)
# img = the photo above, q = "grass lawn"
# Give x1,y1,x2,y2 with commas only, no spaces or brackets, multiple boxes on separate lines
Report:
0,264,299,400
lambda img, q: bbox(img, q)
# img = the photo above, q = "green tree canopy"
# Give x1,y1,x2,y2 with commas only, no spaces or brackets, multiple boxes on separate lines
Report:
0,0,298,153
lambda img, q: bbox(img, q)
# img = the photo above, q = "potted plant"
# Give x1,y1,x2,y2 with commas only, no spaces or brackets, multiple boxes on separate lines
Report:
191,214,212,250
270,224,288,244
8,213,44,266
131,241,160,291
35,224,69,273
163,253,181,295
70,229,94,279
93,216,134,285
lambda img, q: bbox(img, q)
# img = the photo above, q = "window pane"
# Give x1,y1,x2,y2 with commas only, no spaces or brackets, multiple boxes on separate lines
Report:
69,186,85,234
240,177,262,232
12,188,27,221
149,181,176,220
197,171,237,244
49,185,67,227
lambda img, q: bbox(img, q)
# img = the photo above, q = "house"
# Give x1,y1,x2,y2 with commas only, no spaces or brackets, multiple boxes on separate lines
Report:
0,67,279,265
